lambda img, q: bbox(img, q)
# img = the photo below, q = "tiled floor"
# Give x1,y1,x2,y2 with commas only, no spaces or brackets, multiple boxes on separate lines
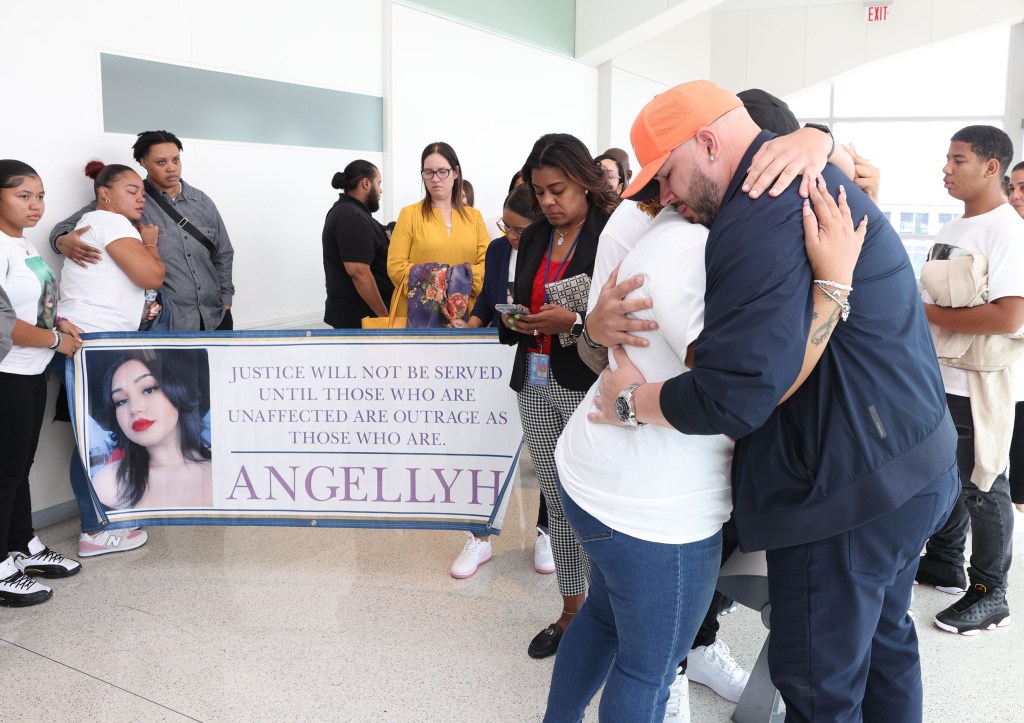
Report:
2,464,1021,722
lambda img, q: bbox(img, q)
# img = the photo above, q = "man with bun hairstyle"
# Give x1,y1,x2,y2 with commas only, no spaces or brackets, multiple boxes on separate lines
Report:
587,80,958,722
321,160,392,328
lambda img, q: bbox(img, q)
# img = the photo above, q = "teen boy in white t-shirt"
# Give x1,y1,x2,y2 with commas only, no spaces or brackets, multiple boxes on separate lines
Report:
917,125,1024,635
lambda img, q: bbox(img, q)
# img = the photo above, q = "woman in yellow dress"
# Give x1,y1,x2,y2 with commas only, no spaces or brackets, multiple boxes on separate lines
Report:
387,142,489,324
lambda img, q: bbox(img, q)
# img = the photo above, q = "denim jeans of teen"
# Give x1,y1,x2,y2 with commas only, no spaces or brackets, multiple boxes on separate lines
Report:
544,476,722,723
925,393,1015,590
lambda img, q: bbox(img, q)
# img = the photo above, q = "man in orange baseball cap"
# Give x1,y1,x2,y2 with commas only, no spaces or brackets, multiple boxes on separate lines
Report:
587,79,959,722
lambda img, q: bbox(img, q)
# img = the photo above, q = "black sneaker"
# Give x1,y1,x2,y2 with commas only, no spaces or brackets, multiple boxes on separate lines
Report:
915,555,967,594
933,583,1011,635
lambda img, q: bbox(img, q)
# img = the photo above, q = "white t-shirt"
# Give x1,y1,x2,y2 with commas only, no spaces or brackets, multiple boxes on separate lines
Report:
0,231,57,374
925,204,1024,398
556,209,733,545
56,210,145,333
585,200,655,312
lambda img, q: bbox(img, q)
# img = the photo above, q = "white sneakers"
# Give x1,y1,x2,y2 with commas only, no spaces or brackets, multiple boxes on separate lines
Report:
450,534,492,579
451,529,555,579
686,640,750,704
534,527,555,574
13,536,81,578
664,667,691,723
0,553,52,607
79,528,149,557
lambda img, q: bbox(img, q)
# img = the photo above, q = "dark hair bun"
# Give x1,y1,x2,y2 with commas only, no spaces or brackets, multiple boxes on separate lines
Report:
84,160,105,180
331,171,346,189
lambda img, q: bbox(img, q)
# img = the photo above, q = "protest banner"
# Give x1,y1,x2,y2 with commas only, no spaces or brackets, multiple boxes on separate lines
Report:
67,329,524,536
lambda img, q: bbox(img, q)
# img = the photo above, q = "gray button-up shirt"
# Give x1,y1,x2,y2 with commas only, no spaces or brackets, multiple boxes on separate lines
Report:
50,179,235,331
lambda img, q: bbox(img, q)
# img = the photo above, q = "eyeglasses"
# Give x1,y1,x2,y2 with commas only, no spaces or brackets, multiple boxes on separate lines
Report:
496,219,528,238
603,169,621,182
421,168,453,180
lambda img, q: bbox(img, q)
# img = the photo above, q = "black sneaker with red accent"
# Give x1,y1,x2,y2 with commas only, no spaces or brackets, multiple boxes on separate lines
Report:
933,583,1010,636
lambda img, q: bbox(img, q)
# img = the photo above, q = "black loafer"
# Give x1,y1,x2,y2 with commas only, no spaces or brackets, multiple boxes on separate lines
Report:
528,623,564,659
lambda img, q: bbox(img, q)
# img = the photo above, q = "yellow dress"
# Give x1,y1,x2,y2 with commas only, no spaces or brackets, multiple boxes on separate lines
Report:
386,200,489,320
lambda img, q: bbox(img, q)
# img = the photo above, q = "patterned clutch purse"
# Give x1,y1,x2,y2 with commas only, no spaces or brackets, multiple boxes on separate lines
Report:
545,273,591,347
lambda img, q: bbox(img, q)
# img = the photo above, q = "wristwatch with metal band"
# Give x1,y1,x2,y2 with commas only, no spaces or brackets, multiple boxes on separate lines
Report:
615,382,646,428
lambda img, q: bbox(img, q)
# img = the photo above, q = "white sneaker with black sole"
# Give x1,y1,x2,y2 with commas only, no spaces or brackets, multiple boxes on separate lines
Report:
686,639,750,704
0,554,52,607
13,536,82,578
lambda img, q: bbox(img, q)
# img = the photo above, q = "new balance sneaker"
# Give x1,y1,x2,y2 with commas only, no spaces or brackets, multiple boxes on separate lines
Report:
79,528,148,557
933,583,1011,635
13,536,81,578
0,554,52,607
686,639,750,704
534,527,555,574
450,534,492,579
914,555,967,594
664,667,691,723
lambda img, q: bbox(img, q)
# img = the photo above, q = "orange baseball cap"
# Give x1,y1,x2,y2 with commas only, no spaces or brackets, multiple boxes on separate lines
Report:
623,80,743,199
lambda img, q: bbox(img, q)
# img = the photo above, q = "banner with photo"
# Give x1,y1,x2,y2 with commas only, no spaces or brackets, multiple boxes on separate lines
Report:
67,329,524,536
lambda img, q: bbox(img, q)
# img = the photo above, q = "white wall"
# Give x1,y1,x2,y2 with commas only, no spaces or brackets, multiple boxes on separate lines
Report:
388,4,600,222
1,0,600,519
0,0,386,516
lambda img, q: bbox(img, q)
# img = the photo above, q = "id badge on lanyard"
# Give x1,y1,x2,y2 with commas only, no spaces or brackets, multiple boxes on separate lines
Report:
527,352,550,387
526,227,579,388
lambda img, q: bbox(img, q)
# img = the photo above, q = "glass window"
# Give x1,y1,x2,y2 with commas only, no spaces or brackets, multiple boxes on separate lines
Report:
784,24,1011,277
831,27,1009,118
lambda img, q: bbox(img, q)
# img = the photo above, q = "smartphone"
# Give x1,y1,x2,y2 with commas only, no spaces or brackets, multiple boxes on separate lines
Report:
495,303,530,315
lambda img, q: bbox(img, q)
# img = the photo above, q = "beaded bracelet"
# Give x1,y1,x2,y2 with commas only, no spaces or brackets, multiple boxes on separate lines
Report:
814,282,851,322
813,279,853,292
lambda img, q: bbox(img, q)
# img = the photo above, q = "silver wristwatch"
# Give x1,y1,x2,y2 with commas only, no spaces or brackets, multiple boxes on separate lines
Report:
615,382,646,428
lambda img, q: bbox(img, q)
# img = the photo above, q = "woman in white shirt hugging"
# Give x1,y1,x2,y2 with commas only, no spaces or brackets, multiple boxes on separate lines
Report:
56,160,165,558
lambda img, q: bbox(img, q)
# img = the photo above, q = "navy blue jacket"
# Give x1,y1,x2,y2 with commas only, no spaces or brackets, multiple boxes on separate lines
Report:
470,236,514,327
660,131,956,551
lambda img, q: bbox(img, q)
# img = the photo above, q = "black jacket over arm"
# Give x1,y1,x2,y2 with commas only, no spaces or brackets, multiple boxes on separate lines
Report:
498,204,608,393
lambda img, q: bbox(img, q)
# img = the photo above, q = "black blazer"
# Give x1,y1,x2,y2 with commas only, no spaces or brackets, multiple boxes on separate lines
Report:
498,204,609,392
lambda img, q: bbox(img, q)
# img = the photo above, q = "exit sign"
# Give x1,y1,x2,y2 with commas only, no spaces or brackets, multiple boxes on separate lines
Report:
866,5,891,22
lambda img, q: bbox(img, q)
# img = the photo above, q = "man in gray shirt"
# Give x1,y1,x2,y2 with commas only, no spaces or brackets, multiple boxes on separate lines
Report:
50,130,235,331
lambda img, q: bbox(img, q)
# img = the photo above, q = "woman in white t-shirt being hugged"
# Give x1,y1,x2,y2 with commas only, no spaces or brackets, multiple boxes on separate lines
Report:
56,161,165,558
0,159,83,607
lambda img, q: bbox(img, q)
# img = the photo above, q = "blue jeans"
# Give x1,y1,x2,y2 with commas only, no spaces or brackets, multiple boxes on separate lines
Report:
544,477,722,723
69,444,105,534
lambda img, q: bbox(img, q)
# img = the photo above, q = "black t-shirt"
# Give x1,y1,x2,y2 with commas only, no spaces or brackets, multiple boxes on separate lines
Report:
321,193,394,328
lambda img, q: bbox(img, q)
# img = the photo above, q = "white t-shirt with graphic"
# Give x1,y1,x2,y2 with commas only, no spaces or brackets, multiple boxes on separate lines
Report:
556,209,733,545
0,231,57,374
56,210,145,333
927,203,1024,399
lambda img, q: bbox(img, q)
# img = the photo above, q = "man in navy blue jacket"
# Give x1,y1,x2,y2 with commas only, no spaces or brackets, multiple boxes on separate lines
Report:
586,81,958,722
